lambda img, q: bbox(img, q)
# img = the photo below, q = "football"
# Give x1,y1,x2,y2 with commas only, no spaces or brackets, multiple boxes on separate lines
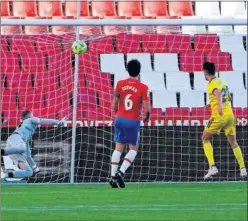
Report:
72,40,87,55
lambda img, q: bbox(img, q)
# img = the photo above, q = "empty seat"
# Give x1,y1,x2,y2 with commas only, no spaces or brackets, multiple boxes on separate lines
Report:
153,91,178,110
1,25,22,35
78,51,100,75
1,1,10,16
156,16,181,34
12,1,37,17
91,1,116,17
232,107,244,118
141,73,166,91
7,73,32,91
127,53,152,73
221,2,246,17
194,34,219,51
195,2,220,17
1,89,18,111
1,52,20,73
154,53,179,72
207,17,233,34
166,34,192,53
86,72,112,92
232,50,247,71
142,34,168,53
64,1,89,17
219,35,245,53
2,110,21,127
100,54,126,74
79,17,103,35
37,1,63,17
89,36,114,54
117,1,143,17
103,17,127,35
193,72,207,91
232,92,247,108
0,37,8,51
143,2,168,16
98,90,113,109
166,72,191,91
166,107,191,117
191,107,211,119
20,52,46,72
205,52,232,71
168,1,194,16
10,37,36,53
19,90,44,110
78,89,97,109
180,51,204,72
34,72,59,91
180,91,205,108
130,18,155,35
52,22,75,35
83,108,112,120
219,71,246,92
116,33,141,53
181,16,207,34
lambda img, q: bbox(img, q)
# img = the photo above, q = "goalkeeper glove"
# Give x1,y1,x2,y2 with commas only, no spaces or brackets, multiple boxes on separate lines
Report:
58,117,68,127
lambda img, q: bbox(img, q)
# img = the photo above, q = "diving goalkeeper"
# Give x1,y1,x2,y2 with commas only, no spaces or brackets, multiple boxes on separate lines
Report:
1,110,67,180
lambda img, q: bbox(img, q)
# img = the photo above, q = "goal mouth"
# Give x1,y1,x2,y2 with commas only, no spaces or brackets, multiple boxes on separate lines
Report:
0,19,247,183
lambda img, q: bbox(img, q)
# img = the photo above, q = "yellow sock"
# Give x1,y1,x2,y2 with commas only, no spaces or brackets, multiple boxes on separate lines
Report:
203,141,215,167
233,145,245,168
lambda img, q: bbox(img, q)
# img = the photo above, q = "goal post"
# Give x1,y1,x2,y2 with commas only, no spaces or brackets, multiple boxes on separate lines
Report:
0,18,247,183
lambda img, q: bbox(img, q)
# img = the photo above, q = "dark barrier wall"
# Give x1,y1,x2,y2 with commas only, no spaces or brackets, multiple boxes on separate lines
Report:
1,127,247,183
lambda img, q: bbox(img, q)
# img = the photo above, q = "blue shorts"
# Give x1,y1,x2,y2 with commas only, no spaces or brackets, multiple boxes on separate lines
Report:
114,117,140,145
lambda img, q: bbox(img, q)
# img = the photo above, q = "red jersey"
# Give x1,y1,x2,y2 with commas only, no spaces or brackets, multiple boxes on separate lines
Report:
114,78,149,120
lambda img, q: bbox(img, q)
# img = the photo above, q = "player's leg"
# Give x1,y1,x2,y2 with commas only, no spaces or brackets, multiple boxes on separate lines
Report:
202,118,220,179
1,134,26,156
224,117,247,177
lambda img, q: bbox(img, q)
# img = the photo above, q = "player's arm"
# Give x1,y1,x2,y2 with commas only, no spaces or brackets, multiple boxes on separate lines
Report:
112,82,121,113
213,88,223,116
142,86,151,123
30,117,67,126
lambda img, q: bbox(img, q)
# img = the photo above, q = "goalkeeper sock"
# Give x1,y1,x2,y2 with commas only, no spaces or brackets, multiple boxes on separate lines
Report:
232,145,245,169
203,141,215,167
111,150,121,177
120,150,137,174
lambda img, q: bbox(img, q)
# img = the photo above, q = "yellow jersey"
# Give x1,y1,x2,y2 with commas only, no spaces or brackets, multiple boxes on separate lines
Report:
206,77,233,117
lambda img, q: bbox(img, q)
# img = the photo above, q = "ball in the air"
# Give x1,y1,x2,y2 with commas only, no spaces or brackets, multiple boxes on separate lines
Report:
72,40,87,55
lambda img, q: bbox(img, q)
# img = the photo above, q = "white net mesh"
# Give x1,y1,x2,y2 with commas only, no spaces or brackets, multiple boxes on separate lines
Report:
0,25,247,183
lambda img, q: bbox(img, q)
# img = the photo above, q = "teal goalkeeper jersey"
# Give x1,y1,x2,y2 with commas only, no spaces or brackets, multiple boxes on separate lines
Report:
14,117,59,142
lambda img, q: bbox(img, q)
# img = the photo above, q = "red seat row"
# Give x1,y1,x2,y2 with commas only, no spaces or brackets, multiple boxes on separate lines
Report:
1,1,193,18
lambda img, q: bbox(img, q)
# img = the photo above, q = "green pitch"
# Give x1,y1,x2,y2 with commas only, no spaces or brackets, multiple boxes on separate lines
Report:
1,183,247,221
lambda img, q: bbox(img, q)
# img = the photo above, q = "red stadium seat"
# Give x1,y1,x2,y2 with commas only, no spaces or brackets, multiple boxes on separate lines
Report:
1,52,20,73
35,35,62,53
7,73,32,91
205,52,232,71
143,2,168,16
180,51,204,72
166,34,192,53
91,1,116,17
156,16,181,34
168,2,194,16
60,69,74,92
78,51,100,75
2,110,21,127
191,107,211,119
233,107,244,118
117,1,143,17
12,1,37,17
24,17,49,34
102,16,127,35
78,89,97,109
86,72,112,92
142,34,168,53
194,34,219,51
34,72,59,91
19,90,44,110
20,52,46,72
1,1,10,16
243,108,248,118
89,36,114,54
1,89,18,111
10,36,36,53
79,17,103,35
64,1,89,17
130,16,155,34
1,24,22,35
98,90,113,109
166,107,190,117
116,33,142,53
0,37,8,51
83,108,112,120
37,1,63,17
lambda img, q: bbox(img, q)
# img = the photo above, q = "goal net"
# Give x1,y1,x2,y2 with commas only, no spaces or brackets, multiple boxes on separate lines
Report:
1,21,247,183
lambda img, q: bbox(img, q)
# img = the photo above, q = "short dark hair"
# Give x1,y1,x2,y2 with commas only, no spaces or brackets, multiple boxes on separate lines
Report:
22,110,31,120
203,62,216,76
127,59,141,77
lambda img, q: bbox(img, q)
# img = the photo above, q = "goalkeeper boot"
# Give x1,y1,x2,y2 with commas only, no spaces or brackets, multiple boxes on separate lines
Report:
204,166,218,180
240,168,247,178
109,176,118,188
116,171,125,188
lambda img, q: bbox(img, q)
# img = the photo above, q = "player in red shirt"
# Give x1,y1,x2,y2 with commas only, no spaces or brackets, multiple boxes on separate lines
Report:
109,59,151,188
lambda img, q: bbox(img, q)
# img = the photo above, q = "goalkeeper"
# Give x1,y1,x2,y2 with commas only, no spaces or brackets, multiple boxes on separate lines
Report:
1,110,67,179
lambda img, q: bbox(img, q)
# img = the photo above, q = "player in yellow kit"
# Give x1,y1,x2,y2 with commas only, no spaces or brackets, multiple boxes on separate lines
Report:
202,62,247,179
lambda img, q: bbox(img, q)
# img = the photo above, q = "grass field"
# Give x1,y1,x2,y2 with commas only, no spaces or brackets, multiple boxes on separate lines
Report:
1,182,247,220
